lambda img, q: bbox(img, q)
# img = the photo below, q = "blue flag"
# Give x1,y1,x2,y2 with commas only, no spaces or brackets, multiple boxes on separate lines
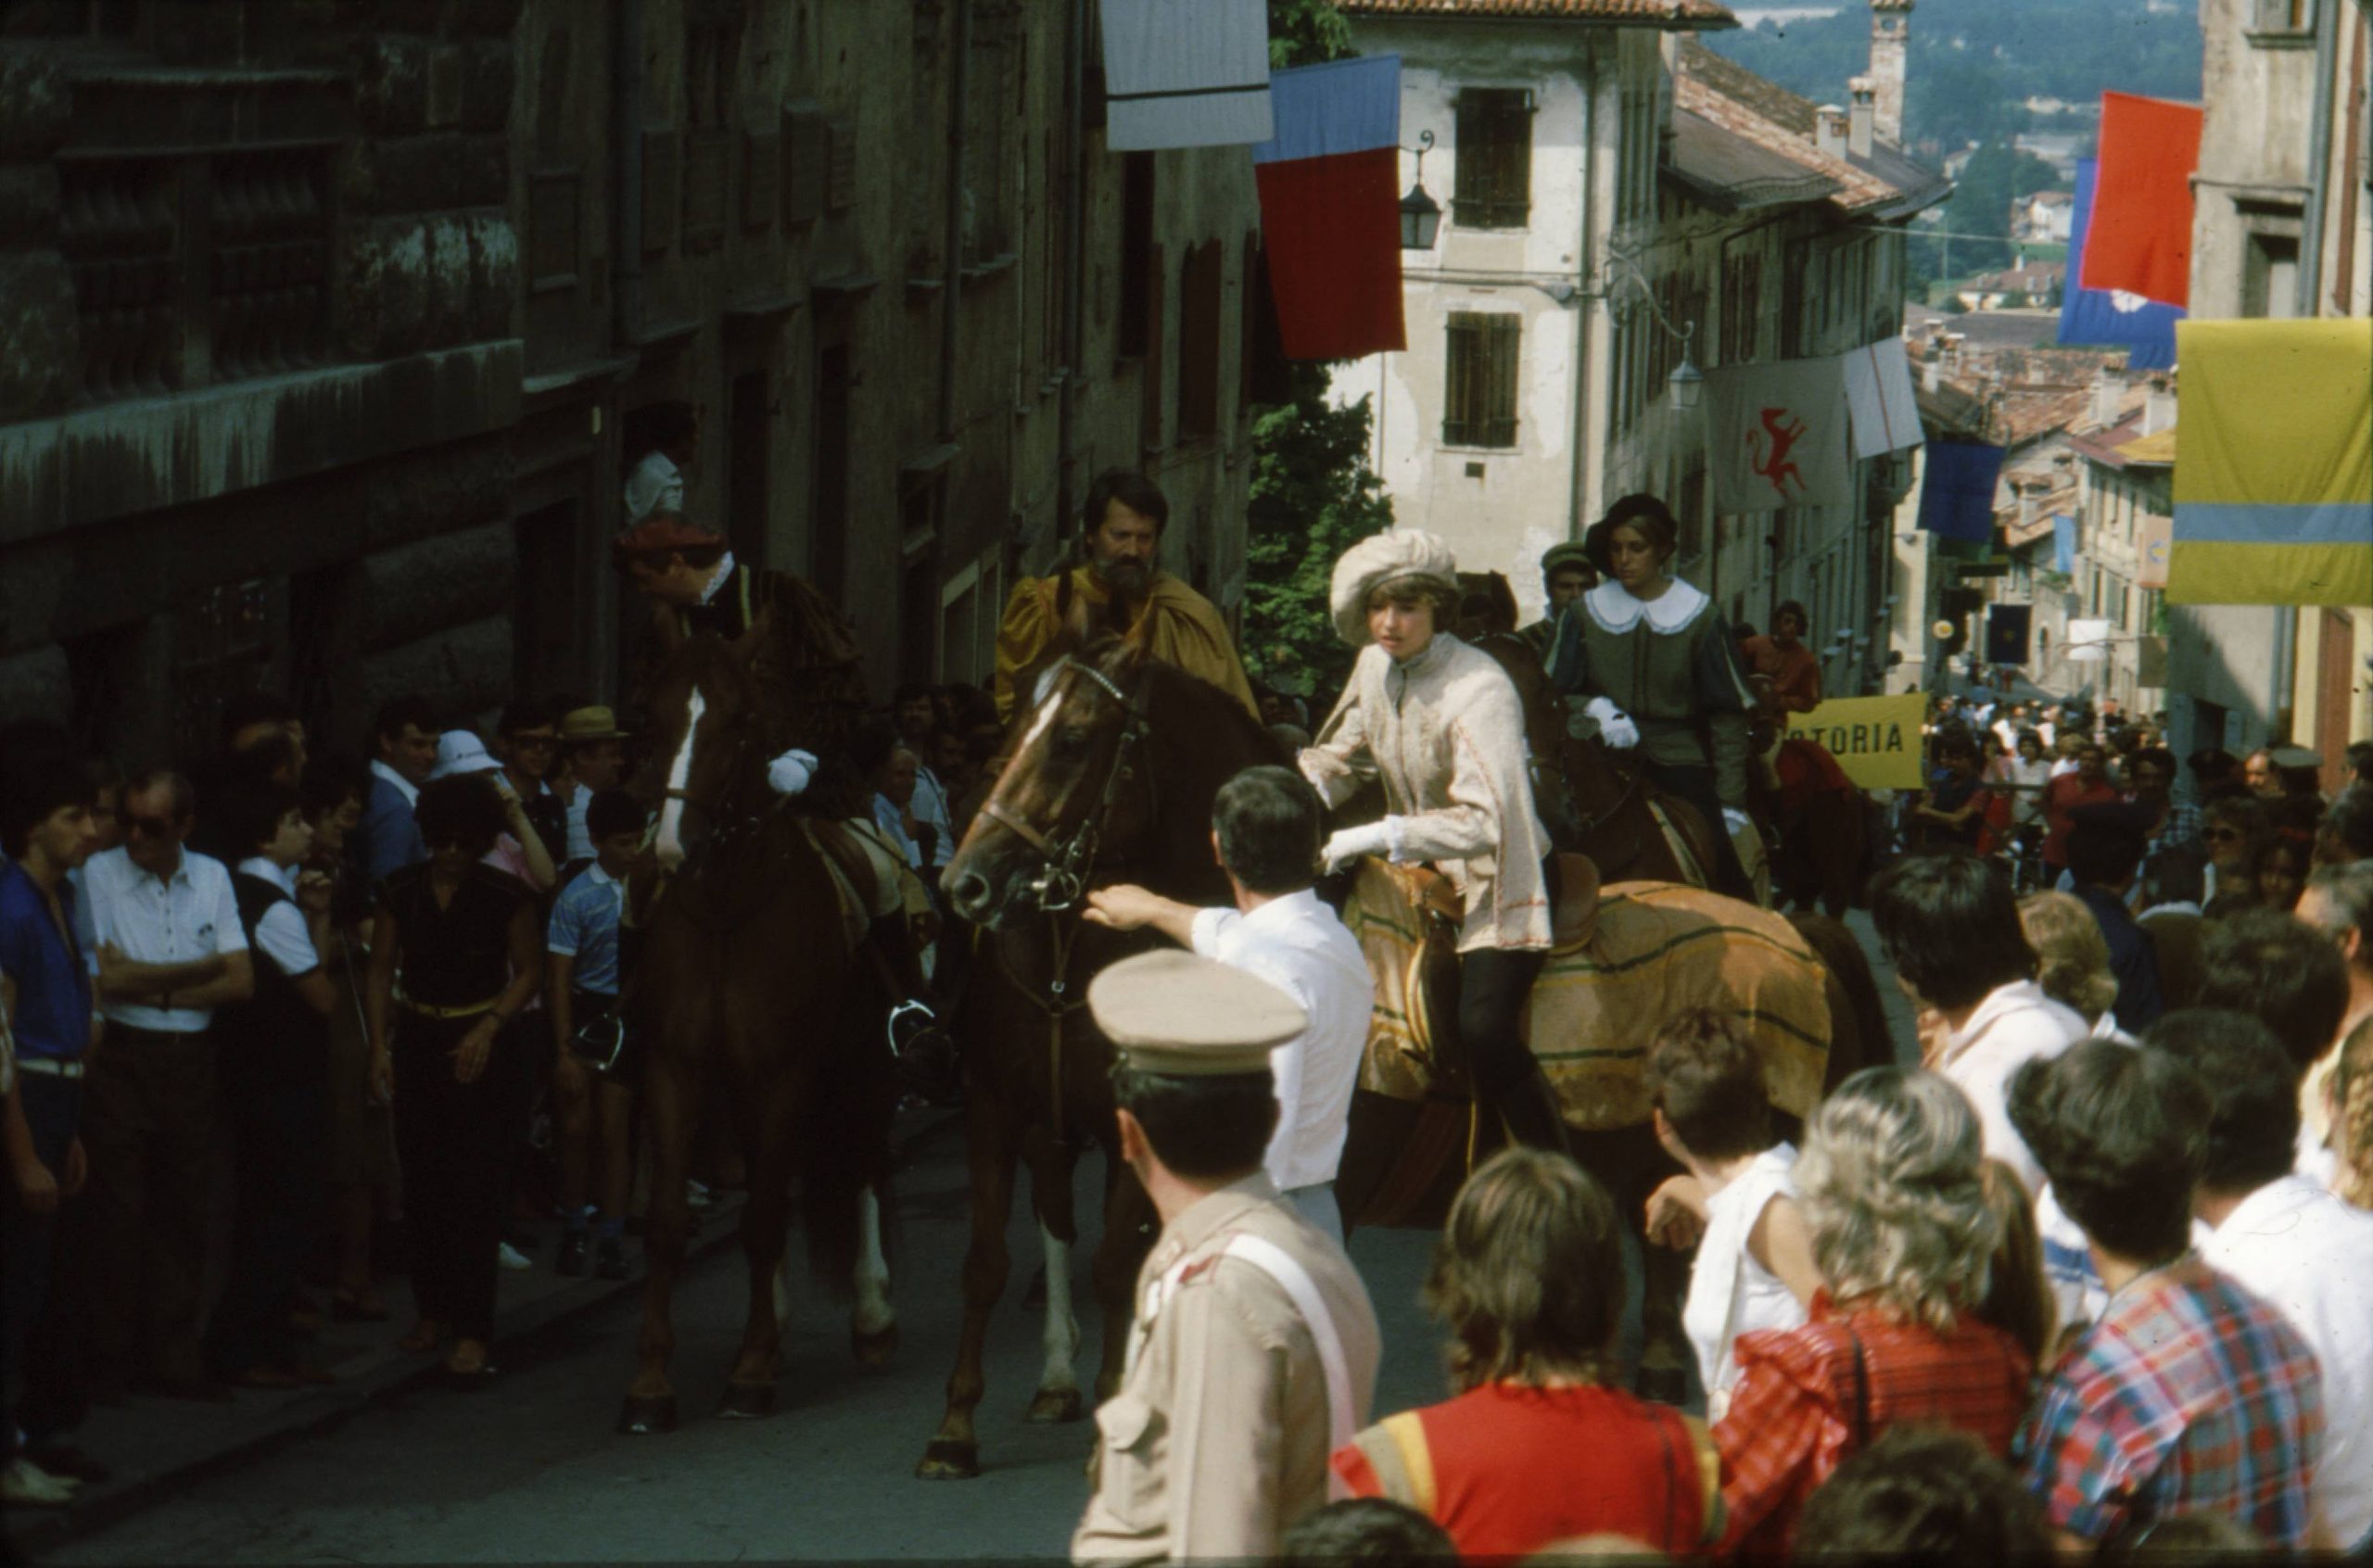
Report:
1919,439,2008,542
2053,513,2077,575
2059,158,2182,371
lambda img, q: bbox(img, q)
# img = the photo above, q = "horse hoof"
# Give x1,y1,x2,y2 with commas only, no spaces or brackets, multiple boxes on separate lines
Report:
851,1322,899,1368
1634,1364,1689,1407
1025,1387,1084,1424
718,1382,777,1419
915,1439,982,1481
616,1393,679,1435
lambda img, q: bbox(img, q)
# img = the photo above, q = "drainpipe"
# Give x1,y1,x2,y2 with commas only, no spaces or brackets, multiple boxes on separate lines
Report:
1567,42,1600,541
1056,0,1086,553
2298,0,2341,316
611,0,643,349
939,0,971,448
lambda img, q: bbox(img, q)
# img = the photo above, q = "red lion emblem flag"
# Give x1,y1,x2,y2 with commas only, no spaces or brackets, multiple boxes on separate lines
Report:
1704,356,1855,513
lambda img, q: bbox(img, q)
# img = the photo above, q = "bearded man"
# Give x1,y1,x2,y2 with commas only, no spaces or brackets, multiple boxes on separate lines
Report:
991,470,1258,722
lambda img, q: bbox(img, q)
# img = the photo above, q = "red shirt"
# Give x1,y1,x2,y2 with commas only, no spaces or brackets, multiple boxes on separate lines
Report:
1743,636,1823,714
1334,1382,1714,1561
2041,774,2118,866
1714,1297,2034,1557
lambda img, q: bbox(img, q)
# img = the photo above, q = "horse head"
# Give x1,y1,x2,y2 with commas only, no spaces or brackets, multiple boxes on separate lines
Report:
942,638,1160,929
634,613,787,874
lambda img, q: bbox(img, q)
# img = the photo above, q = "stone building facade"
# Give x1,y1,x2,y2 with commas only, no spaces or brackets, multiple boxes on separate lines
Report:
0,0,1261,762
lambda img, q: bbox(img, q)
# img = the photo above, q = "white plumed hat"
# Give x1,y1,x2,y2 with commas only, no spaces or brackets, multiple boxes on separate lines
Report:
1328,530,1459,646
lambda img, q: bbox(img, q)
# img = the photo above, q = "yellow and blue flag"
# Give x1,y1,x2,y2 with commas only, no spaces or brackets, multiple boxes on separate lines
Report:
2168,319,2373,607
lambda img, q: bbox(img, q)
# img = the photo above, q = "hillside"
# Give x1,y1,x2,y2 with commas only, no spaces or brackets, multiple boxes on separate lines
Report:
1708,0,2204,155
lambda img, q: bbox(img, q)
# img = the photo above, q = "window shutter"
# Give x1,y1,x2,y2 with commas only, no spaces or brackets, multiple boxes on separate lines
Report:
1482,314,1519,447
825,114,857,212
1443,312,1478,445
1453,90,1530,230
782,103,827,225
1179,240,1222,439
1444,311,1519,449
1142,241,1167,449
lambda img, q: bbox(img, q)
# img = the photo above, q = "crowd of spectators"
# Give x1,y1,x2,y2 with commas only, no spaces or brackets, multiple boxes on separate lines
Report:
0,674,1009,1506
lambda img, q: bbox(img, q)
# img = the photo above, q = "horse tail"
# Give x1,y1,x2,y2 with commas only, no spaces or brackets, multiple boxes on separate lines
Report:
1786,911,1897,1091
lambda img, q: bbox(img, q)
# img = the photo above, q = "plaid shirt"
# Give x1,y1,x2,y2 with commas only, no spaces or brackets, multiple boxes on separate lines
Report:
1715,1296,2036,1556
2136,795,2203,856
2016,1255,2324,1549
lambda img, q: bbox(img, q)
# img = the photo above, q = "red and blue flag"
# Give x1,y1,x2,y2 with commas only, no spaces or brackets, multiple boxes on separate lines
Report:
2058,158,2182,371
2078,93,2202,309
1250,55,1406,361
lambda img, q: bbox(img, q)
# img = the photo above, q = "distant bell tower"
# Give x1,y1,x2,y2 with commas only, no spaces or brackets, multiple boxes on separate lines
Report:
1870,0,1911,145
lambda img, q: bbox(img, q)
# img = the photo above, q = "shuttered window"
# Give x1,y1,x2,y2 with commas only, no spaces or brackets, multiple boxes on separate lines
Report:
1177,240,1223,440
1453,89,1532,230
1442,312,1519,449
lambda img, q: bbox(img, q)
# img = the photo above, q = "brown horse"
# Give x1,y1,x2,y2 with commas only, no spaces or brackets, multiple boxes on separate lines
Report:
620,621,898,1434
923,641,1284,1480
1331,869,1894,1402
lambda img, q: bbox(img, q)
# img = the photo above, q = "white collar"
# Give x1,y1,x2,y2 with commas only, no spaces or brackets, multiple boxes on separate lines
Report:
2138,900,2202,920
371,757,421,806
1583,576,1709,635
1940,979,2061,1063
698,551,738,606
586,861,622,889
1241,888,1326,929
237,855,298,895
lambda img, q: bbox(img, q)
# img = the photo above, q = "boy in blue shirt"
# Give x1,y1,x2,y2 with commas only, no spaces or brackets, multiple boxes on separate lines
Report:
546,790,644,1280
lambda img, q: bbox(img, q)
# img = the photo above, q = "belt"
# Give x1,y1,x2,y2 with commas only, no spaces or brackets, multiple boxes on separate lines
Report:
15,1057,85,1081
397,993,505,1020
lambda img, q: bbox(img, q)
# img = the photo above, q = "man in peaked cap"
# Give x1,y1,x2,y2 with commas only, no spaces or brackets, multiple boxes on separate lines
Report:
1518,539,1597,661
1072,951,1381,1566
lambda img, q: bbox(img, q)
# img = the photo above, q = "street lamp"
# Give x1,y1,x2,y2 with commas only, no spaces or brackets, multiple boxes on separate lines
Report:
1668,325,1703,414
1400,130,1440,251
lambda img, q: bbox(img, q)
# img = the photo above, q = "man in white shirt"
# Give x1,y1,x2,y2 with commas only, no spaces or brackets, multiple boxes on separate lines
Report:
81,770,253,1401
1084,765,1372,1238
622,400,696,525
2160,1009,2373,1552
361,694,438,885
1872,853,2087,1195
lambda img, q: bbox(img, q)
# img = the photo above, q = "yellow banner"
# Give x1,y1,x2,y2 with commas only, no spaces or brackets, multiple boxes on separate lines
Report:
1779,693,1929,790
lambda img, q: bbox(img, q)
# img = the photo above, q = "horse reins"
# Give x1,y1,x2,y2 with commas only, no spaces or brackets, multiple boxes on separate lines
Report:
972,656,1159,1151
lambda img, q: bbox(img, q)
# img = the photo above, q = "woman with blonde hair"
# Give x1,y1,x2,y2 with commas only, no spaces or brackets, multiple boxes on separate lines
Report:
1713,1068,2035,1557
2017,891,2123,1038
1331,1148,1718,1560
2331,1016,2373,1211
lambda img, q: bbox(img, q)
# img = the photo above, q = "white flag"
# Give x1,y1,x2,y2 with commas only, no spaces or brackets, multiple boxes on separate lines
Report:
1704,356,1856,513
1101,0,1275,152
1842,338,1923,459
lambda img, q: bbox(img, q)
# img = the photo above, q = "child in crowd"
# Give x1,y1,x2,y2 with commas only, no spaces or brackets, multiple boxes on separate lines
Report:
546,790,646,1281
1642,1008,1821,1420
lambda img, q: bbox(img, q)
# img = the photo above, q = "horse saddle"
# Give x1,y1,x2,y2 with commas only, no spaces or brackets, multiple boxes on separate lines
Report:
1342,860,1830,1133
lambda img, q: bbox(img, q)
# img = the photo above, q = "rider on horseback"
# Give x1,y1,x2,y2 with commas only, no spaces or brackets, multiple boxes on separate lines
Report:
1298,531,1572,1155
1545,494,1760,901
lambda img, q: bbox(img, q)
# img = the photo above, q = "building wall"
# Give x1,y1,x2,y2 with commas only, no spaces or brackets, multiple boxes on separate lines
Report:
2191,0,2325,320
0,0,1260,761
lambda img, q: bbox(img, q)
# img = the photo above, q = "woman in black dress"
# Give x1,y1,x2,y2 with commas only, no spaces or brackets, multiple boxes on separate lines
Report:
363,776,539,1385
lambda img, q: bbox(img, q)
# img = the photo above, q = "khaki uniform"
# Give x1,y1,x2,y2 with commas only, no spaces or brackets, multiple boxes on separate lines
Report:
1072,1173,1381,1565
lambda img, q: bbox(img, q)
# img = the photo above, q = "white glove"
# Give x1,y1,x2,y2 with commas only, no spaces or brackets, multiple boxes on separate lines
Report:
1584,696,1641,751
1722,807,1752,837
1321,820,1394,873
767,748,819,796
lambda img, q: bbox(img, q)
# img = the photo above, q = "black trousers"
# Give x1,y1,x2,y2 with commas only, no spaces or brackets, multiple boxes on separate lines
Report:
1643,758,1753,901
393,1016,522,1342
1457,857,1567,1152
205,1076,325,1376
83,1028,216,1385
4,1072,82,1438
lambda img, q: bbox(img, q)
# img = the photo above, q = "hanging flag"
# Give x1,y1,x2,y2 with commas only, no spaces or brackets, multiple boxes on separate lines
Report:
2137,514,2172,588
1985,603,2032,667
1101,0,1274,152
2058,158,2183,370
2052,512,2078,575
1703,355,1855,512
1842,338,1923,460
1250,54,1406,360
2078,93,2203,308
2169,318,2373,607
1916,439,2007,542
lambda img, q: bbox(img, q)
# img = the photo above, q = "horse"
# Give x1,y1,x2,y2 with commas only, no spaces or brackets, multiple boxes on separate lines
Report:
923,640,1284,1480
618,617,900,1435
1330,861,1894,1403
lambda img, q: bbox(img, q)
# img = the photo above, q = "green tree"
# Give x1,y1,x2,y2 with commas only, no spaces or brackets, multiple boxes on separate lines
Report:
1242,391,1394,697
1267,0,1351,70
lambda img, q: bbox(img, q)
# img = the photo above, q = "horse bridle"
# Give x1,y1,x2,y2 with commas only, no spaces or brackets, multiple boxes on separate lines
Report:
656,683,768,863
974,657,1154,914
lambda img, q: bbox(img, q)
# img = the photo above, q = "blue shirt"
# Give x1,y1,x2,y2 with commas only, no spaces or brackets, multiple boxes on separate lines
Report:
0,858,94,1062
362,766,426,886
2074,882,2166,1031
546,863,625,996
